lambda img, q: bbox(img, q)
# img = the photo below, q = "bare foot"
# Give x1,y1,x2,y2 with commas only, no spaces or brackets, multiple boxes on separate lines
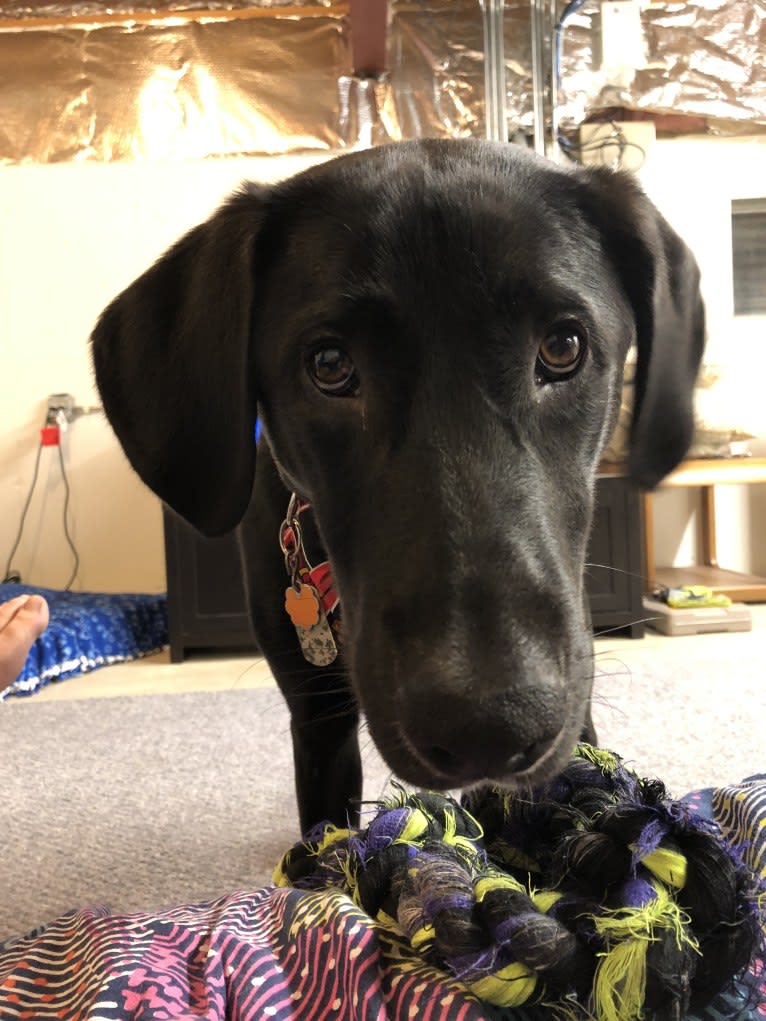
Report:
0,594,50,691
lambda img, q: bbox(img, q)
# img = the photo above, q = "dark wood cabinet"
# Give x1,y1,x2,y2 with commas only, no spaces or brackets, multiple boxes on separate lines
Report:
163,506,257,662
163,473,645,660
586,474,645,638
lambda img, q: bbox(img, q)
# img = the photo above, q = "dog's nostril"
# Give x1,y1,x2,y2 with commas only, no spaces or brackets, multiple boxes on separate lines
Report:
418,735,557,783
505,749,533,773
399,685,565,784
426,744,461,775
424,742,525,779
515,739,555,773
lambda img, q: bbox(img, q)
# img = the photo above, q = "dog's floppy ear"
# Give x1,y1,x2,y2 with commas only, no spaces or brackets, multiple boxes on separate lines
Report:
578,168,705,488
91,185,268,536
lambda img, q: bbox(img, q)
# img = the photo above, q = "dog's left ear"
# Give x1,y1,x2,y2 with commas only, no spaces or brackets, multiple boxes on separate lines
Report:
577,167,705,488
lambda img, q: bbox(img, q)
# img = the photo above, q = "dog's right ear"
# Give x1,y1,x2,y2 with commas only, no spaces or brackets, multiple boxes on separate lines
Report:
575,167,705,488
91,185,268,537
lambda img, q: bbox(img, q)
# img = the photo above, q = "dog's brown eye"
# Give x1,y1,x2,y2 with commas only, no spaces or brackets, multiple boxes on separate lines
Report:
308,347,359,396
537,323,587,382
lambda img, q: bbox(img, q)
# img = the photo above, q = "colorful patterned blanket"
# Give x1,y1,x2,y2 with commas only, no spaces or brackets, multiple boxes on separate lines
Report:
1,778,764,1021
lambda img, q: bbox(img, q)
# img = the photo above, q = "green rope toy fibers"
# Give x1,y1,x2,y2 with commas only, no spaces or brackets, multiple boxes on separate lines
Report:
274,745,765,1020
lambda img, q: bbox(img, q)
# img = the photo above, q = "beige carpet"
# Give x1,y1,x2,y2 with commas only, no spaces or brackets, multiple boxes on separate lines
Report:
1,623,764,942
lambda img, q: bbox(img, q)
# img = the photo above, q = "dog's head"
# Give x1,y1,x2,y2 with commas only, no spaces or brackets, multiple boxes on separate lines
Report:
92,140,704,789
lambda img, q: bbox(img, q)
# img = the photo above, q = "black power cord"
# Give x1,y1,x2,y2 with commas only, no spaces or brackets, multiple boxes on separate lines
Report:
57,439,80,591
3,442,44,585
558,120,647,170
3,416,80,590
553,1,648,172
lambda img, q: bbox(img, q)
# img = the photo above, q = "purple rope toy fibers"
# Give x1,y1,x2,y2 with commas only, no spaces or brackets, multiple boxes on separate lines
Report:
274,744,765,1020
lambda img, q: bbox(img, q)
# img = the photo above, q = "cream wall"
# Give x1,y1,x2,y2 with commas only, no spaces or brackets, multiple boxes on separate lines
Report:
1,154,327,593
2,139,764,595
636,136,766,577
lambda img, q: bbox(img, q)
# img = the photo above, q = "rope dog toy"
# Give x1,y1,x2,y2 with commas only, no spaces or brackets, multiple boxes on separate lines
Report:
274,745,765,1019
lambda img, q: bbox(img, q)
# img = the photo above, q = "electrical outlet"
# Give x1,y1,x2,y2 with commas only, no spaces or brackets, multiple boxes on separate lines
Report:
44,393,102,428
46,393,76,421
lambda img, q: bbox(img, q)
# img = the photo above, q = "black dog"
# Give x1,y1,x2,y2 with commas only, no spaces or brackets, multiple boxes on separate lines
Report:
92,140,704,832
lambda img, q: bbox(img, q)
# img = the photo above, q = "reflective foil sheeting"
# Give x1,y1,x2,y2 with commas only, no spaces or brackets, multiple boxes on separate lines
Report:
389,0,534,140
0,10,350,163
1,0,765,164
0,0,338,18
389,0,766,140
556,0,766,134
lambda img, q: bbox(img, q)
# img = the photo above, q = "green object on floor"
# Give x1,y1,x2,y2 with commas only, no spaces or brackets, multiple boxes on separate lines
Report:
656,584,732,609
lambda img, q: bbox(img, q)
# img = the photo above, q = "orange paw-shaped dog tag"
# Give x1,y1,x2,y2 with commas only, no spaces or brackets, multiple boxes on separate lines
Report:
285,584,320,628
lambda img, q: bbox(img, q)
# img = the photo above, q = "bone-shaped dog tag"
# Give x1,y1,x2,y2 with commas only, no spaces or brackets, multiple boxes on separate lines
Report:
285,584,338,667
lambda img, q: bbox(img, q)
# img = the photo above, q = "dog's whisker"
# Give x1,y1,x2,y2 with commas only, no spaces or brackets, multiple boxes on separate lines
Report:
591,614,659,639
594,670,635,687
593,653,633,673
584,561,655,588
299,707,359,729
255,647,341,669
591,646,628,659
291,676,351,694
254,660,350,686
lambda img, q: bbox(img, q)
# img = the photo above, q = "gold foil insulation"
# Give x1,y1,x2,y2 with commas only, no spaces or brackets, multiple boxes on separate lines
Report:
0,7,351,162
0,0,764,164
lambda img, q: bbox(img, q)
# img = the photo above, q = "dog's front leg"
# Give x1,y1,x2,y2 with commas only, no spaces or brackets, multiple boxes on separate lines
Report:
243,539,362,833
289,691,362,833
239,450,362,833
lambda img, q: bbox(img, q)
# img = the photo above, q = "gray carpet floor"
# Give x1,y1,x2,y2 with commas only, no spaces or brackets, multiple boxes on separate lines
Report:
1,636,764,942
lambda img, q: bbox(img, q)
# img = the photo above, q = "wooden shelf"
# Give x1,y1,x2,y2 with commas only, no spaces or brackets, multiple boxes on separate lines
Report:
643,457,766,603
658,457,766,488
648,565,766,603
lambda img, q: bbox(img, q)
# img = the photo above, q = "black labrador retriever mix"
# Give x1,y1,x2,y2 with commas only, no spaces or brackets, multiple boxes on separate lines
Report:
91,140,704,833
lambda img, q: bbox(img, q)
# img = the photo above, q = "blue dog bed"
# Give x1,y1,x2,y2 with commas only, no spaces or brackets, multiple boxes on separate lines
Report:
1,583,168,699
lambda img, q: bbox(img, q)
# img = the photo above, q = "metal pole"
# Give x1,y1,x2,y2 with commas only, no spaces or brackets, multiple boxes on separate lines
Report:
529,0,548,154
549,0,562,160
480,0,507,142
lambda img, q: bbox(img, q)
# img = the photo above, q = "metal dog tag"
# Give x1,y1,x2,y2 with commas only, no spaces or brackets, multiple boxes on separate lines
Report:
285,583,338,667
294,614,338,667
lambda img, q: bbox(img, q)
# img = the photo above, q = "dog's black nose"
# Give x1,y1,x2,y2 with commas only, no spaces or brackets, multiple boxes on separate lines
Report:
399,688,562,786
420,739,547,781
